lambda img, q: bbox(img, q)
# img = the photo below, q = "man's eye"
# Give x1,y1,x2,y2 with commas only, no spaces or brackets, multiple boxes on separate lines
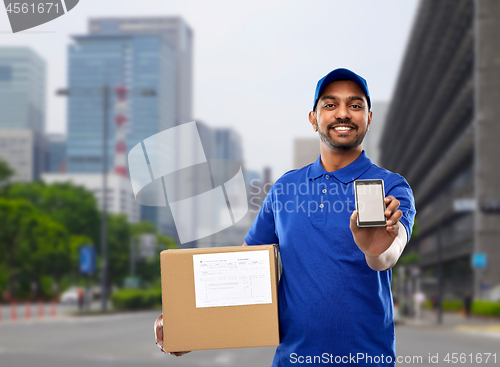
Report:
351,105,362,109
325,104,335,108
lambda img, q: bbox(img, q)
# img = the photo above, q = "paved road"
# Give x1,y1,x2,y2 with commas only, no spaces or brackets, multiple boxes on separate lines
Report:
0,311,276,367
0,311,498,366
395,326,498,366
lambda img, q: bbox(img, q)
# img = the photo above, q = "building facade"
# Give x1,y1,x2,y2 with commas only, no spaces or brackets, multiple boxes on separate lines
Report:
380,0,500,299
0,47,46,180
67,17,193,240
65,31,177,237
66,33,176,173
0,47,45,134
0,130,43,181
88,17,193,127
44,133,67,173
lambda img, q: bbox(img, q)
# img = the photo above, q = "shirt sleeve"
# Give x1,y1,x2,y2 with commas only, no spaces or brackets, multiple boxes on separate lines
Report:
385,176,416,243
244,187,279,246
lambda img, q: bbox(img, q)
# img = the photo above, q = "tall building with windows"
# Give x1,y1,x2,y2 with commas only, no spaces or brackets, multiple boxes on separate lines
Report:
65,18,193,240
66,34,175,173
65,32,177,234
380,0,500,299
0,47,45,134
0,47,46,180
214,128,243,165
0,130,42,181
88,17,193,127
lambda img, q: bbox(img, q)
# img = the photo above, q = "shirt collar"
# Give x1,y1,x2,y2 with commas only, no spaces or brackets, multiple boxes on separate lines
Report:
307,150,373,184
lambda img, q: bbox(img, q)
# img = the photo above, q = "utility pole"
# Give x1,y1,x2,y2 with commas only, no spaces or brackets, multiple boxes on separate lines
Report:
100,83,109,311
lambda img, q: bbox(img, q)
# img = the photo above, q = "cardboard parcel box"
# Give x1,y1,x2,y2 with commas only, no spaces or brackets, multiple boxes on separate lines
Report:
160,244,280,352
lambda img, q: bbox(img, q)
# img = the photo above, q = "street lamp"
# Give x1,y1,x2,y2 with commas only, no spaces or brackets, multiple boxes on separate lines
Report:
57,84,111,310
56,85,156,311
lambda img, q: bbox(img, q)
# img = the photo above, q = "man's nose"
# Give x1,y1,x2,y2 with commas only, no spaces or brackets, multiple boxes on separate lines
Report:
334,104,351,120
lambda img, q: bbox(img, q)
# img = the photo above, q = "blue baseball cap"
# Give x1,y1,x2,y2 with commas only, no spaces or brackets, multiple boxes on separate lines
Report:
313,68,371,111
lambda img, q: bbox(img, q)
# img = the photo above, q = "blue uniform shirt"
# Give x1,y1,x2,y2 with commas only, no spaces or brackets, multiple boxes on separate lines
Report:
245,152,416,367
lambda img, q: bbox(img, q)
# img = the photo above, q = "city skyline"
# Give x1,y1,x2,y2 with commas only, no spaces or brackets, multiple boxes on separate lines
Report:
0,0,419,176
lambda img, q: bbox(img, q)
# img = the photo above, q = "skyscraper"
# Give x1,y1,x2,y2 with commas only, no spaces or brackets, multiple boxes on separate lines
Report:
66,33,176,173
88,17,193,127
0,47,45,134
0,47,46,181
214,128,243,164
65,17,193,240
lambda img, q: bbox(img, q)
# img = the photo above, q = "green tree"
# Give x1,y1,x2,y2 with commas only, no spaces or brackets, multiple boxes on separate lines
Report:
130,220,156,237
18,212,70,289
0,159,14,184
4,181,100,245
107,214,131,286
157,233,177,250
0,198,71,298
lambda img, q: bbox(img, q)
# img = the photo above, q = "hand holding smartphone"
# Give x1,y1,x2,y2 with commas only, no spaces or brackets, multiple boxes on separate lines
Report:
354,179,387,227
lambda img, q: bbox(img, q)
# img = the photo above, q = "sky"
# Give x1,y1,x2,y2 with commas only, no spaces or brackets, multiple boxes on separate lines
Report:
0,0,420,178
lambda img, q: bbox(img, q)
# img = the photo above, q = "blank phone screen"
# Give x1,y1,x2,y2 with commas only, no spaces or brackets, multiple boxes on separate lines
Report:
356,183,385,223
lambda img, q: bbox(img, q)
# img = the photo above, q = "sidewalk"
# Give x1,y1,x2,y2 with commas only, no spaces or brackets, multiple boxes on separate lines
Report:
401,309,500,338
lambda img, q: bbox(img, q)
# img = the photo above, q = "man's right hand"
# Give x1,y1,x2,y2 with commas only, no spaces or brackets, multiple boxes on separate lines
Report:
154,314,191,357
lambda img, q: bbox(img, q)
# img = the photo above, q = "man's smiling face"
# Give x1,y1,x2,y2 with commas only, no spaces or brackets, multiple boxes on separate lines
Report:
309,79,372,151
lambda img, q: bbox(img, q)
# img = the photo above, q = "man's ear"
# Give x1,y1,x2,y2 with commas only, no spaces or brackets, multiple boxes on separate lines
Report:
309,111,317,132
367,110,372,130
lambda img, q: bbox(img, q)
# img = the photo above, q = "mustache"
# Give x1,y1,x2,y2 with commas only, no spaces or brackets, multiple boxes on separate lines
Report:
327,120,358,130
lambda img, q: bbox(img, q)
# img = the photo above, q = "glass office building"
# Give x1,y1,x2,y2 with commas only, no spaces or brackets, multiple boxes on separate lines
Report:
0,47,46,180
66,33,177,237
66,34,176,173
80,17,193,241
0,47,45,134
88,17,193,127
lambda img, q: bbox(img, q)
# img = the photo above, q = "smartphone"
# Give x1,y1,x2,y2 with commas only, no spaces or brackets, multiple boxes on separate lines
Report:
354,179,387,227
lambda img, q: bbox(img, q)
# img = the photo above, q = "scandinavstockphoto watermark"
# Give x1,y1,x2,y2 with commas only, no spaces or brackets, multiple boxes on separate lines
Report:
3,0,80,33
247,179,369,217
128,121,248,244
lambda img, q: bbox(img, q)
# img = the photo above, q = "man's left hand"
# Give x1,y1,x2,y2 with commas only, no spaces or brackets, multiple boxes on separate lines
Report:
349,195,403,258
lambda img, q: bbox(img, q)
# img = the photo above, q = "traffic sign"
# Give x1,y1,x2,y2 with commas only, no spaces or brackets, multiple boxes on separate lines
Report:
471,253,487,269
80,246,96,274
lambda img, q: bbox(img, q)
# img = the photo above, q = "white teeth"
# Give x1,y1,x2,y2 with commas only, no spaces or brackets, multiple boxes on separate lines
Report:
334,127,352,131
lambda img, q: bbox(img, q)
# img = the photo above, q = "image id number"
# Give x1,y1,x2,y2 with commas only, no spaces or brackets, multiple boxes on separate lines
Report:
6,3,60,14
444,353,497,364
